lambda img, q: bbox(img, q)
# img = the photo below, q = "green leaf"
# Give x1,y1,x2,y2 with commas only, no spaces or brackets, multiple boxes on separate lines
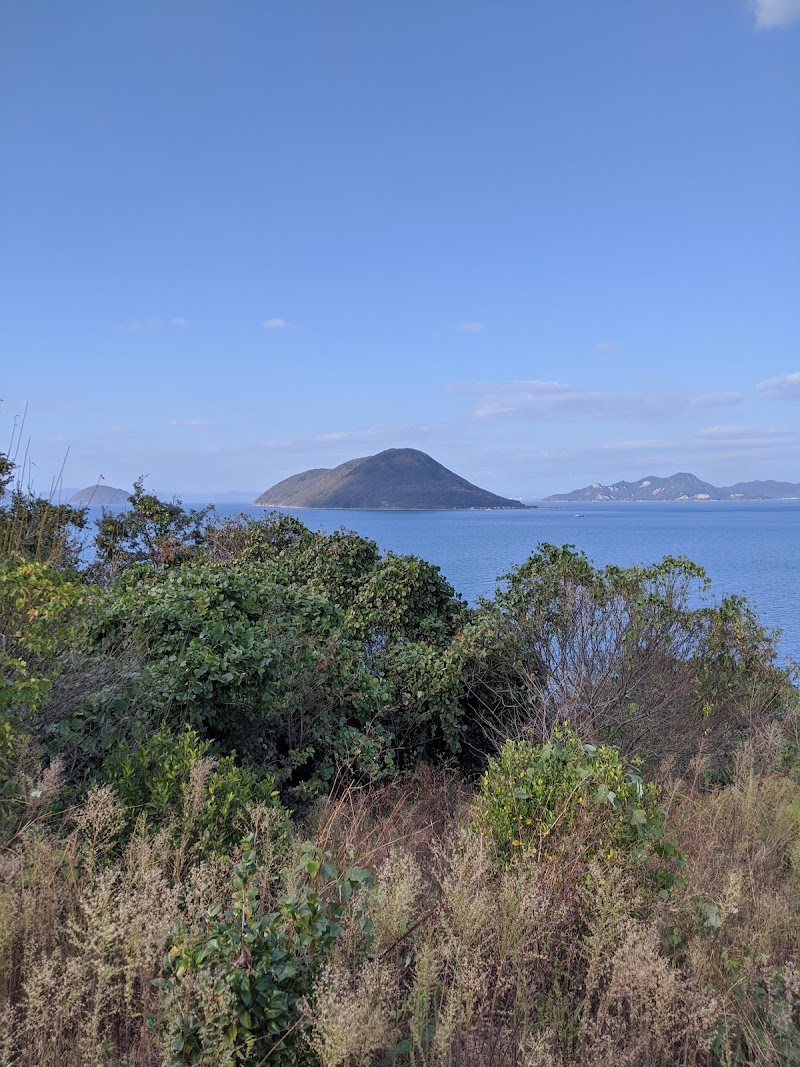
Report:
344,865,371,883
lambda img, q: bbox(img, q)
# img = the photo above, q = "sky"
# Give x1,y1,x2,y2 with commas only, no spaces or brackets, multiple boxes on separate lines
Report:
1,0,798,500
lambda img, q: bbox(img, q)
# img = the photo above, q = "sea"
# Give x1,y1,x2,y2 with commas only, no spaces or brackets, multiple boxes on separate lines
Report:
82,500,800,665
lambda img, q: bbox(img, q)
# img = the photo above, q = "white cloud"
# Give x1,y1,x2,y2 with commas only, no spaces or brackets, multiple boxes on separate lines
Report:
262,318,293,330
753,0,800,27
594,340,619,352
312,423,443,448
456,321,485,332
315,429,385,444
168,419,224,430
755,372,800,399
120,316,188,333
448,379,742,422
120,318,161,333
692,424,800,452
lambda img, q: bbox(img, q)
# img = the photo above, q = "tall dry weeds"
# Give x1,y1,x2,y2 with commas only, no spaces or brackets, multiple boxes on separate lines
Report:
2,728,799,1065
0,782,284,1066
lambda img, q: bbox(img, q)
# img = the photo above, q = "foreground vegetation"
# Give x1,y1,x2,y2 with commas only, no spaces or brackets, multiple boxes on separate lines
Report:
1,456,798,1065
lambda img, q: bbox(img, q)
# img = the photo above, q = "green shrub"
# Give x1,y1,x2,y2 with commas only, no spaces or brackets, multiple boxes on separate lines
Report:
287,528,381,610
104,723,210,824
89,561,376,771
198,755,286,856
0,556,90,717
488,544,792,775
158,838,372,1066
348,552,463,648
89,477,214,583
104,724,286,854
474,723,667,864
86,558,478,800
0,555,90,832
44,672,149,793
378,639,468,760
0,447,87,569
205,511,315,566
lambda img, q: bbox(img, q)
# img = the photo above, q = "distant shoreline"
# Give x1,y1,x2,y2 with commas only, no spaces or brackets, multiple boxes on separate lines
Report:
252,503,533,511
536,497,800,505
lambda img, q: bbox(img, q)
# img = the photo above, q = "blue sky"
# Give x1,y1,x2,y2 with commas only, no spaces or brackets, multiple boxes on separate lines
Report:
1,0,798,499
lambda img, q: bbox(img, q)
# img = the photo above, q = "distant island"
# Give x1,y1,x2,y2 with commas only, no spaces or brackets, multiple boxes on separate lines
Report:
253,448,529,510
545,472,800,503
68,484,131,505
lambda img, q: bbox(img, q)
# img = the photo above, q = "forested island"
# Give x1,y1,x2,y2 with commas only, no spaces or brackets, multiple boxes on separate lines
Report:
254,448,529,509
1,451,798,1065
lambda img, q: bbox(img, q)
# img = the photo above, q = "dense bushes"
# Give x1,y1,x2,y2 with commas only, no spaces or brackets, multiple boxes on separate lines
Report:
79,556,472,796
1,470,799,1064
90,477,214,583
14,481,789,800
0,554,91,830
88,561,371,776
104,724,286,855
488,543,791,774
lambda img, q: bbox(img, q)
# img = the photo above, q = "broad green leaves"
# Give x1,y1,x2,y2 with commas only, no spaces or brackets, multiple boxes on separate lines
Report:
159,836,373,1066
474,723,668,864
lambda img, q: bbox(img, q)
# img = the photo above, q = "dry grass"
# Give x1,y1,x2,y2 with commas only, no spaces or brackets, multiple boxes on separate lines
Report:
304,737,800,1067
311,764,471,882
1,739,799,1065
0,783,281,1066
0,788,168,1066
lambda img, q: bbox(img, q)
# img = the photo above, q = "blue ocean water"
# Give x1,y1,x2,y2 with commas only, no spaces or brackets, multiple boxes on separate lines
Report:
84,501,800,664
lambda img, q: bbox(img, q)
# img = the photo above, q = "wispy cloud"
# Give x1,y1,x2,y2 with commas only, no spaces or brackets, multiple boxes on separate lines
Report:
755,372,800,399
456,321,485,332
315,429,386,444
448,379,742,422
120,316,187,333
188,421,449,463
120,318,161,333
312,424,439,447
91,425,146,442
509,424,800,470
752,0,800,27
168,419,225,430
262,318,294,330
689,424,800,457
594,340,619,352
696,424,797,443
